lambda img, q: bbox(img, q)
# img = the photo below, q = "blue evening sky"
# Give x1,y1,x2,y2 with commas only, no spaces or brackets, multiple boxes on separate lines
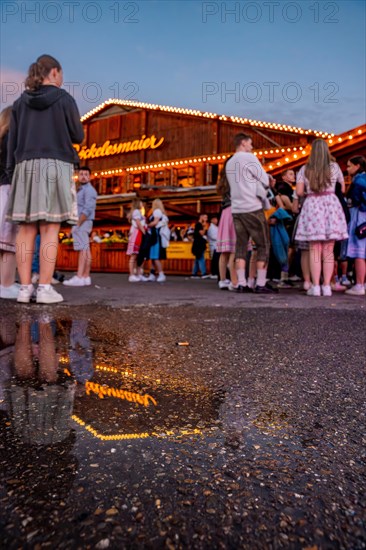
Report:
1,0,365,134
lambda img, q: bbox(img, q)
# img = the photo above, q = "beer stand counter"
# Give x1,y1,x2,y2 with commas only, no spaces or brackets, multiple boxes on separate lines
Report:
56,241,211,275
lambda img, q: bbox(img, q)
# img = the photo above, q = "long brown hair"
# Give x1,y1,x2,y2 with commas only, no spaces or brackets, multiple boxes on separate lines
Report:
216,157,232,197
305,139,332,192
0,106,12,141
25,54,62,91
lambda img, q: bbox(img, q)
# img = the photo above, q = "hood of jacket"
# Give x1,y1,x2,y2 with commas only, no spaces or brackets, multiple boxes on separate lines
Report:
21,85,65,111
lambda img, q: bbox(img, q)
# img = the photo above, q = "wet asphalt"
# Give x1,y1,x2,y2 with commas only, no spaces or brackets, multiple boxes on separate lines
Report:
0,275,365,549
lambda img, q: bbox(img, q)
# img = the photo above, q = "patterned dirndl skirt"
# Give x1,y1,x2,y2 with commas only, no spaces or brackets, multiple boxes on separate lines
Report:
216,206,236,253
346,207,366,259
127,227,143,255
0,184,17,252
6,159,78,224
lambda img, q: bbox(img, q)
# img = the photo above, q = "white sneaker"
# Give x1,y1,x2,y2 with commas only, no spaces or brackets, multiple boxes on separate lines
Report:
17,284,35,303
138,275,149,282
288,275,302,282
147,273,156,282
31,272,39,284
36,285,64,304
209,274,218,279
218,280,230,289
321,285,332,297
345,285,365,296
0,283,20,300
307,285,321,297
83,277,91,286
303,281,312,291
128,275,140,282
157,273,166,283
63,275,85,287
201,275,210,279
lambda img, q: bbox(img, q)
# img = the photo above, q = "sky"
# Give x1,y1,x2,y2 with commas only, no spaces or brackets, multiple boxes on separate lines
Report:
1,0,365,135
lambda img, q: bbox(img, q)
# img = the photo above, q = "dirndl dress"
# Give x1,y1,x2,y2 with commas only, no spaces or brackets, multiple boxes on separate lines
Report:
6,158,77,224
149,228,166,260
127,227,143,255
216,206,236,253
295,191,348,242
0,185,17,252
347,207,366,259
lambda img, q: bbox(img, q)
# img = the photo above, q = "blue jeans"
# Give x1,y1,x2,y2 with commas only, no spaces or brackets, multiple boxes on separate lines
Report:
192,255,206,276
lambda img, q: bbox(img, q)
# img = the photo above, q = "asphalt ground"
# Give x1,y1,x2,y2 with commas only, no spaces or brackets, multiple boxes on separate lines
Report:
0,275,365,549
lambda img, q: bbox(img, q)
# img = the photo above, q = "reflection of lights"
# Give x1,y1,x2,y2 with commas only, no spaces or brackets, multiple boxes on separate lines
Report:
85,381,157,407
71,415,203,441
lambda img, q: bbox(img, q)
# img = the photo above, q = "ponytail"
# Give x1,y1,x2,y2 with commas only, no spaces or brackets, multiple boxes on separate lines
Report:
25,54,62,91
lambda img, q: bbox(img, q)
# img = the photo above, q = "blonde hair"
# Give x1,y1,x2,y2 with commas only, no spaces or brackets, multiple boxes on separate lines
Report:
127,198,142,222
305,139,332,192
0,106,12,140
152,199,166,214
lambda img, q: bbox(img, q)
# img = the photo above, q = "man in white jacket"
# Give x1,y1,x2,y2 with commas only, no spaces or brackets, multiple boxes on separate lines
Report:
226,133,277,293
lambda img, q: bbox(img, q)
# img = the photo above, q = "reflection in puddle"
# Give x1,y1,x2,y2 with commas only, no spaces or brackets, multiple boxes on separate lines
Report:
0,314,221,447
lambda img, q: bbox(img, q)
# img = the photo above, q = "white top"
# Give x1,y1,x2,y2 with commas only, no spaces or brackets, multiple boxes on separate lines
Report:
153,208,168,228
207,223,218,248
131,209,146,229
296,162,344,194
226,152,270,213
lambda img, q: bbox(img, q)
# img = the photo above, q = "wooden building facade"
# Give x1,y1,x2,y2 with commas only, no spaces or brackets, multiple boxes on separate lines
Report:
56,100,365,273
75,99,341,225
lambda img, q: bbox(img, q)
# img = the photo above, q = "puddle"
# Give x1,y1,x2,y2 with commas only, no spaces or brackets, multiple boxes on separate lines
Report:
0,314,222,448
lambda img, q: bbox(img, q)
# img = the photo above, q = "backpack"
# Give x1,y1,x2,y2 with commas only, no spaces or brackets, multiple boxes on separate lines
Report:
159,216,170,248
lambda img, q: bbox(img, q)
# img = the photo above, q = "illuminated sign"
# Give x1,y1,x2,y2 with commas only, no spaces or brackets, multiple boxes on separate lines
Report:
85,381,157,407
74,135,164,159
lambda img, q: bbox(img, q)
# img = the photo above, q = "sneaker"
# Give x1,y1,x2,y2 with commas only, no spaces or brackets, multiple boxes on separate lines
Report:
83,276,91,286
36,285,64,304
31,272,39,284
63,275,85,287
138,275,149,282
331,282,346,292
201,274,210,279
128,275,141,283
17,284,34,304
228,283,238,291
307,285,321,297
157,273,166,283
321,285,332,297
303,281,312,291
255,283,279,294
209,274,218,279
0,283,20,300
147,273,156,282
345,285,366,296
190,275,200,279
288,275,302,282
341,276,351,287
218,280,230,290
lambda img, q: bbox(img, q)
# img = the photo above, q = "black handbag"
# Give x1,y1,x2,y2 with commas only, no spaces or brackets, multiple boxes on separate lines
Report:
355,221,366,239
355,209,366,239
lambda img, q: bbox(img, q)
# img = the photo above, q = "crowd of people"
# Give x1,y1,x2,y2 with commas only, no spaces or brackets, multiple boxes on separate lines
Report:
212,133,365,297
0,55,365,303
